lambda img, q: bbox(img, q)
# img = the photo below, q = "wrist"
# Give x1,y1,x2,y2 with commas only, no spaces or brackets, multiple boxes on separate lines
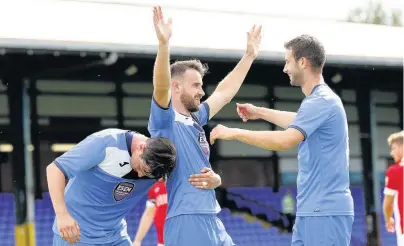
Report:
256,107,266,119
242,53,256,62
230,128,242,140
55,210,69,217
158,42,169,48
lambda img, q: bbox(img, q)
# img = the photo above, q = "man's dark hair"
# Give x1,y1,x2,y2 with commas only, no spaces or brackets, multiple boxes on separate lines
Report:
284,34,326,72
170,59,209,78
142,137,177,179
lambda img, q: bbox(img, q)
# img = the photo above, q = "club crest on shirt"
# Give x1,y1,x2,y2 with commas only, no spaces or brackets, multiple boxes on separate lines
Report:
198,132,210,156
113,182,135,201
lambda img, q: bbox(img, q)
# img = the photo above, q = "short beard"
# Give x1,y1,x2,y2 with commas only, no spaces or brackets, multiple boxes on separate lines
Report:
180,93,199,112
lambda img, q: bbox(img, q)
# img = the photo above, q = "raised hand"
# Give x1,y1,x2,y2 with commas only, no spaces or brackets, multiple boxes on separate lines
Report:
245,25,262,59
236,103,260,122
153,6,172,44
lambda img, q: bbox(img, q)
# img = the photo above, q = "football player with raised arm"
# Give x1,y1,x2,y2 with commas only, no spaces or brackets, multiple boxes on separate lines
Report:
210,35,354,246
148,6,262,246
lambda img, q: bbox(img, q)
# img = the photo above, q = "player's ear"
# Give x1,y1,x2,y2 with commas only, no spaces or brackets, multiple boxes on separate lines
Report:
137,142,146,152
172,80,181,93
299,57,308,69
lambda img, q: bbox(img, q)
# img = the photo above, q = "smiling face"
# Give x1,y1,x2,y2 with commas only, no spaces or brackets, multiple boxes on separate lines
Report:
170,59,208,114
178,69,205,113
283,49,304,87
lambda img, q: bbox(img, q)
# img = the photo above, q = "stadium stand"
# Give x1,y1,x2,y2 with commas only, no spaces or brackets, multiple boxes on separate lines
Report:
0,186,398,246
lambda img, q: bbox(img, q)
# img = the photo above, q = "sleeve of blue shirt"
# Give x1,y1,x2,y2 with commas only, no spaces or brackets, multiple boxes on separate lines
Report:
288,96,331,140
193,101,210,126
53,135,107,179
148,97,175,131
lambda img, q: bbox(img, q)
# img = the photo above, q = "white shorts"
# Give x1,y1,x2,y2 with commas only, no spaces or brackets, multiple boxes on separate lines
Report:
398,234,404,246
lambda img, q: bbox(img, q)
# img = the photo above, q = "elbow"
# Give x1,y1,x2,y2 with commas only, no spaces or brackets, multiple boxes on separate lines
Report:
222,96,232,105
276,140,295,151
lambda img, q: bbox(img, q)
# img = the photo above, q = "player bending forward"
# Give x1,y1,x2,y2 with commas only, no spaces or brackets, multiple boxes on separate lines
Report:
383,131,404,246
149,6,262,246
210,35,354,246
47,129,177,246
133,178,167,246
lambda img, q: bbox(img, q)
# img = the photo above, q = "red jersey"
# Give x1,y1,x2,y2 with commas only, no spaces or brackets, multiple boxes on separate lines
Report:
147,179,167,244
384,162,404,235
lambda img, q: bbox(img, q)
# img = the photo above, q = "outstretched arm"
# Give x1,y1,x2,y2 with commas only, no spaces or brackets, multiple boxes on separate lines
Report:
237,103,296,129
211,96,331,150
152,6,172,108
210,125,304,151
205,25,262,119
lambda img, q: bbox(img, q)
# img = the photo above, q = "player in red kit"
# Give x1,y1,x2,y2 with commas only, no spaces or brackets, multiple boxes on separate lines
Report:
133,178,167,246
383,131,404,246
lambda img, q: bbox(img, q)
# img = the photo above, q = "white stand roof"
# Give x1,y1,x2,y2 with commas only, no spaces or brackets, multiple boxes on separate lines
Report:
0,0,403,66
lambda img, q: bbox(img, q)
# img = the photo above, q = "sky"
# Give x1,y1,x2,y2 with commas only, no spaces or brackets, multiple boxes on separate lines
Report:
76,0,403,22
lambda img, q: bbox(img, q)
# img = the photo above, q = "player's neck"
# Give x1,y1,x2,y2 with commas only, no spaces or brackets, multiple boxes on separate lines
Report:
301,73,323,97
172,99,191,116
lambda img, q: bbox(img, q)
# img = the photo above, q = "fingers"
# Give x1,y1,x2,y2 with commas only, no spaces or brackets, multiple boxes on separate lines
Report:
249,24,256,35
60,224,80,244
152,6,164,24
190,180,209,189
210,132,217,144
153,7,158,25
189,173,210,180
236,104,249,122
158,6,163,20
248,24,262,39
254,25,263,37
74,222,80,243
200,167,212,173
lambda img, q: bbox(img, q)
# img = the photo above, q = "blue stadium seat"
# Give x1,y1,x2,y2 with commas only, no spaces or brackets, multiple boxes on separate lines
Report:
0,186,398,246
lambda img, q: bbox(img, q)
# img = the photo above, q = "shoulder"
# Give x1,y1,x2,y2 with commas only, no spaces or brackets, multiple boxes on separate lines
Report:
91,128,128,139
95,130,132,177
305,86,343,114
386,164,401,178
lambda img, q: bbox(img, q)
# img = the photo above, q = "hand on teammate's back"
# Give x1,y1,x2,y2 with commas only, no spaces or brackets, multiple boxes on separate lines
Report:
236,103,259,122
56,212,80,244
189,168,222,189
245,25,262,59
153,6,172,44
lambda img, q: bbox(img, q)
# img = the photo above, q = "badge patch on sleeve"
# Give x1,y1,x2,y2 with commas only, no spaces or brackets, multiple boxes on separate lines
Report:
113,182,135,201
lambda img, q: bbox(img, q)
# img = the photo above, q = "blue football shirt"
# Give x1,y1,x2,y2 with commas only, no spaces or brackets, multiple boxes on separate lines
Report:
148,98,221,219
52,129,156,244
288,84,354,217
